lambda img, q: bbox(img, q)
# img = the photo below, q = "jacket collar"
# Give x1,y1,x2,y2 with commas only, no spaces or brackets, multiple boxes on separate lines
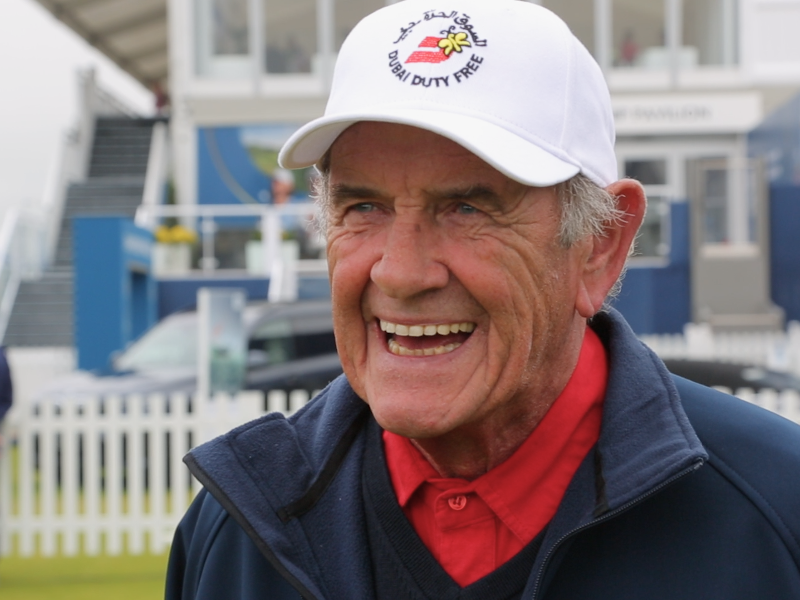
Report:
591,309,707,512
523,309,708,599
185,308,707,598
185,377,372,600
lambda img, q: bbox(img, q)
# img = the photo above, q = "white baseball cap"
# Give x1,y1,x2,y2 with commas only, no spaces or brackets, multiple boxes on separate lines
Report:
279,0,617,188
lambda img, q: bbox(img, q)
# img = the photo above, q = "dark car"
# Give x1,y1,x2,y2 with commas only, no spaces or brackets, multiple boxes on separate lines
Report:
34,299,344,403
663,358,800,393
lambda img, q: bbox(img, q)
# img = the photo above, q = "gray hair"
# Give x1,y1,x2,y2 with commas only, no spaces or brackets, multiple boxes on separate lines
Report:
556,174,632,302
555,174,627,248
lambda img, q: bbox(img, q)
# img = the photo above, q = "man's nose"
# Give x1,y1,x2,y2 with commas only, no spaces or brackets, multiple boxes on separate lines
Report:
370,215,449,299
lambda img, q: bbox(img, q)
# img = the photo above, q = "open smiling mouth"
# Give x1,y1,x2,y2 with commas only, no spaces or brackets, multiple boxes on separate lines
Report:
379,319,475,357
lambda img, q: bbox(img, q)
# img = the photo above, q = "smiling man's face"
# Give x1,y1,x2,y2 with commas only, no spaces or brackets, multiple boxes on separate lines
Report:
325,122,597,446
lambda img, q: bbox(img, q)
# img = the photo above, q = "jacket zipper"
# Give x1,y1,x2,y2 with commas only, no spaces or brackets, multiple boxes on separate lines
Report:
185,456,324,600
280,460,706,600
530,458,705,599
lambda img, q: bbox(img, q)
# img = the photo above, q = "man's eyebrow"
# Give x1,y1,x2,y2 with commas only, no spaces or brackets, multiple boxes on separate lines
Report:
428,185,502,203
328,183,503,205
329,183,387,204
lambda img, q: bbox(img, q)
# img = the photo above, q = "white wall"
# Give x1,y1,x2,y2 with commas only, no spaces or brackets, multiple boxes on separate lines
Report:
0,0,153,221
744,0,800,82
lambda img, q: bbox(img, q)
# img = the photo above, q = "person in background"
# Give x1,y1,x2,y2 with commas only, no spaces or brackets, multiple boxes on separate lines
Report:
270,168,298,207
620,29,639,66
153,81,170,116
271,167,313,257
0,346,12,450
0,344,12,564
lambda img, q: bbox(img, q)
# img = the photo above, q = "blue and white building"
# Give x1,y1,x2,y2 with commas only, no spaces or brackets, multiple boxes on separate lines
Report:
9,0,800,364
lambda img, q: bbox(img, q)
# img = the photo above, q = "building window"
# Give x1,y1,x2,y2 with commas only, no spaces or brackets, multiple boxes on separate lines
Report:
682,0,738,67
194,0,394,83
695,161,755,247
336,0,386,50
196,0,251,77
603,0,739,72
263,0,318,74
613,0,666,68
700,166,729,244
212,0,250,55
637,196,670,257
541,0,595,58
625,158,667,185
624,157,670,258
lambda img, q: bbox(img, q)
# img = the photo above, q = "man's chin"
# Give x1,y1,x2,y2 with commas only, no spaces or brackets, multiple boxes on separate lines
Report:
366,392,471,440
378,420,445,440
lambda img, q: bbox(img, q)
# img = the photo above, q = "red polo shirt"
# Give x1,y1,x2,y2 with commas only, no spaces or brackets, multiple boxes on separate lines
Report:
383,328,607,587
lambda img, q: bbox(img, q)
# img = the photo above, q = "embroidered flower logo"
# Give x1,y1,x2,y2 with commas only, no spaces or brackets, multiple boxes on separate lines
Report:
438,32,471,56
387,10,487,86
406,32,472,64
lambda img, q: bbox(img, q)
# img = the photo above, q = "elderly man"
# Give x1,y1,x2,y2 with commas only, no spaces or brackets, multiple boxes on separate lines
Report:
166,1,800,598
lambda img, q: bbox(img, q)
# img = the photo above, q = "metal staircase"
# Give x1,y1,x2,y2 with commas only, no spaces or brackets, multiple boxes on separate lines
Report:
3,117,162,347
53,176,148,269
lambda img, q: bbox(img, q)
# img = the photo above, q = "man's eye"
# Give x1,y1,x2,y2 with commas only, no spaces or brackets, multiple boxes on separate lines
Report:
457,203,478,215
352,203,375,213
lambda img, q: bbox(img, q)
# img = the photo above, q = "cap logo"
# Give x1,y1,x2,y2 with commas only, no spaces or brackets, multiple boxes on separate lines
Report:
387,10,487,88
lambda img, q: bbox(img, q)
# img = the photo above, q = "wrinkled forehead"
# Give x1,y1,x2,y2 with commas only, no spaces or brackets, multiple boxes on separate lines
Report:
320,122,553,217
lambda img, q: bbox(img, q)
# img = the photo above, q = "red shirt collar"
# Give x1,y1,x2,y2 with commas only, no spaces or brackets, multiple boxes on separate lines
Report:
383,326,608,543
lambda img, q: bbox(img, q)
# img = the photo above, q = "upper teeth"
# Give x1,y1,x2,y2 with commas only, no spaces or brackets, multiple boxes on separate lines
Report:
380,320,475,336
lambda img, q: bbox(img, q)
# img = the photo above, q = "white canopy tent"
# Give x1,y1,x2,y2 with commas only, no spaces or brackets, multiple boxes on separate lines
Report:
32,0,168,88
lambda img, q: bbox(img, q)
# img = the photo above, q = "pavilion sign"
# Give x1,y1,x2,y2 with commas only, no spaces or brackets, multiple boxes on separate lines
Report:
613,92,762,135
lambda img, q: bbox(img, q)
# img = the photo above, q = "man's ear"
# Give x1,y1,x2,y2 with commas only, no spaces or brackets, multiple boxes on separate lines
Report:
575,178,646,318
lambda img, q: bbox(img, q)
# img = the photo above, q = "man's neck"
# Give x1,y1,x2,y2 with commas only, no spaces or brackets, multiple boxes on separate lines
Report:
409,414,550,479
384,319,590,480
408,366,578,480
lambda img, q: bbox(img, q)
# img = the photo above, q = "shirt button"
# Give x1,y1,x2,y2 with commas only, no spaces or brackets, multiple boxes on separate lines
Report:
448,495,467,511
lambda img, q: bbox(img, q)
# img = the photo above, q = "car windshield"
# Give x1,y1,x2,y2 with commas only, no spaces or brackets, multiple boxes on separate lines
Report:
115,314,198,371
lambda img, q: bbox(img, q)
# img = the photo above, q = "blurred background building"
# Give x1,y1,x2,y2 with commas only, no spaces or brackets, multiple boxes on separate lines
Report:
3,0,800,376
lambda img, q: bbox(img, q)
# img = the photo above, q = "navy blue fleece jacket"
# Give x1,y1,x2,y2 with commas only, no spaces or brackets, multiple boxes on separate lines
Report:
166,310,800,599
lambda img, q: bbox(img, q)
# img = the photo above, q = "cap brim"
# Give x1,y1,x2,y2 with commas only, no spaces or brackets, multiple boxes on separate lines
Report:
278,108,580,187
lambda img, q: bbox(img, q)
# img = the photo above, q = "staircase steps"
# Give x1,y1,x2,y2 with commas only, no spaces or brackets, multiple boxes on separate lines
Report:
54,177,145,268
4,117,162,347
3,270,74,347
88,118,156,178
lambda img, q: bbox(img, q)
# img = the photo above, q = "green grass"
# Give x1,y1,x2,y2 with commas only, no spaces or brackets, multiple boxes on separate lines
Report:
0,552,169,599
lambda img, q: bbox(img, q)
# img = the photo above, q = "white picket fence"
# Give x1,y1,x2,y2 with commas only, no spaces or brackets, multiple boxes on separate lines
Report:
0,389,313,558
733,388,800,424
640,321,800,375
0,385,799,558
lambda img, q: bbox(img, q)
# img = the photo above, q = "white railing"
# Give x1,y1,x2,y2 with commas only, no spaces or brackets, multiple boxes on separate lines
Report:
90,77,139,119
135,202,327,301
1,386,798,558
640,321,800,375
41,128,84,267
0,211,23,344
39,69,142,270
0,207,50,343
74,69,141,182
0,389,316,557
141,121,170,213
732,388,800,424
